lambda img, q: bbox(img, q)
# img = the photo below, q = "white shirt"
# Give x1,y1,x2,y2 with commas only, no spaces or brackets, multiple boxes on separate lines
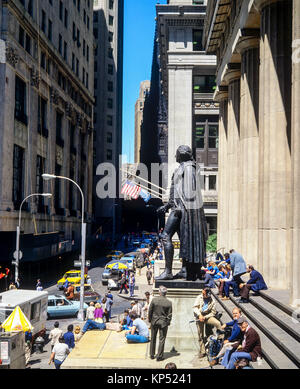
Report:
49,328,63,346
52,343,70,362
86,306,95,320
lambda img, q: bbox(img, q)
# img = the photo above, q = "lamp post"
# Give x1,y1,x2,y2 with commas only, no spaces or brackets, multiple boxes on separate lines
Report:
42,174,86,321
15,193,52,284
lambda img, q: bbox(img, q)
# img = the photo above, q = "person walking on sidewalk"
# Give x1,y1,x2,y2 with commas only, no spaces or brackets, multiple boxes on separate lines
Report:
119,273,128,295
63,324,75,350
49,321,63,351
148,286,172,362
129,273,135,297
146,268,153,285
49,336,70,369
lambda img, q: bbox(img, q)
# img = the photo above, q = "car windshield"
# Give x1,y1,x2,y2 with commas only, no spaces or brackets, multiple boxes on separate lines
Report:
66,273,80,278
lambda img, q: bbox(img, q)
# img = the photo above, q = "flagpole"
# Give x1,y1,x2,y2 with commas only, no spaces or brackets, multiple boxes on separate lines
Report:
120,168,167,193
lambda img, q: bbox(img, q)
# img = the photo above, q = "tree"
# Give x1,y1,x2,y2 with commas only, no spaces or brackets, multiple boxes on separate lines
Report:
206,233,217,253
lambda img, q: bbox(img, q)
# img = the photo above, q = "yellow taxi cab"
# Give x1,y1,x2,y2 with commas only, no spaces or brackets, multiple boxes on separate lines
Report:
106,250,124,259
57,270,87,290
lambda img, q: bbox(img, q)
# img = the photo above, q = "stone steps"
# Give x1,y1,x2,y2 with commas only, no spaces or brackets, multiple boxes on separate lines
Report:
211,289,300,369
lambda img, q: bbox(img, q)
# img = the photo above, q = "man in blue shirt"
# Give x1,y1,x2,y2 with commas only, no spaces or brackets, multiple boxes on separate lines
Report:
125,312,149,343
63,324,75,350
239,265,268,303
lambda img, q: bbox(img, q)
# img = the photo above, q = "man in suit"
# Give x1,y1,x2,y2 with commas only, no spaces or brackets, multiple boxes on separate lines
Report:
229,249,247,289
222,317,262,369
148,285,172,361
238,265,268,303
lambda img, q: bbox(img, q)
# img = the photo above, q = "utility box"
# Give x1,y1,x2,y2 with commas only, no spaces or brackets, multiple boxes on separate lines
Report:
0,332,25,369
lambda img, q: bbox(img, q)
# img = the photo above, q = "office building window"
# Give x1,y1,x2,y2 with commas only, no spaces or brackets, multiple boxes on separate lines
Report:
208,125,219,149
72,53,75,71
59,1,63,20
82,68,85,84
15,76,27,125
107,149,112,160
19,26,25,47
193,29,204,51
87,45,89,62
28,0,33,16
76,58,79,76
83,39,86,56
77,0,80,12
195,125,205,149
58,34,62,54
36,155,45,211
12,144,25,208
193,75,216,93
107,132,112,143
208,175,217,190
107,98,113,109
108,64,113,75
48,19,52,41
64,9,68,27
87,16,90,30
107,115,113,126
73,22,76,40
109,15,113,26
108,48,113,58
25,34,31,54
83,9,86,23
55,164,62,210
56,111,64,147
108,31,113,42
109,0,114,9
38,96,48,137
108,81,113,92
41,51,46,69
64,41,67,60
41,10,46,33
86,73,89,89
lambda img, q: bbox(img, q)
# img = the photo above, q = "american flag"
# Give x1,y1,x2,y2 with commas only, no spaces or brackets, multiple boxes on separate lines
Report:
121,180,141,199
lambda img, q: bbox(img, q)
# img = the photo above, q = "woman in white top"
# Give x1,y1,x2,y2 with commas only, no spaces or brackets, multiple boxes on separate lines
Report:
49,336,70,369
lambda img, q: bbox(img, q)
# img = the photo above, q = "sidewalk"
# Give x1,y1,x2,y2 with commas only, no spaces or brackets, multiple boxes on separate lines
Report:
62,265,208,369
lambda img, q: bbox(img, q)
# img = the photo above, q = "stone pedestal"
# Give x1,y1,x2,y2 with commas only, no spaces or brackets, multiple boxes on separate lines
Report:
153,260,204,352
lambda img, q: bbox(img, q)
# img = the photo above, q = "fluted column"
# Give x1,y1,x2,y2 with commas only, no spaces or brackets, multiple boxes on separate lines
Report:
224,67,241,251
291,0,300,305
236,37,260,267
214,87,228,252
256,0,292,289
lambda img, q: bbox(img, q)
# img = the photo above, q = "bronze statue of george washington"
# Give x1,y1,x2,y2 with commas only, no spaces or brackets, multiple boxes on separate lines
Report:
155,145,208,281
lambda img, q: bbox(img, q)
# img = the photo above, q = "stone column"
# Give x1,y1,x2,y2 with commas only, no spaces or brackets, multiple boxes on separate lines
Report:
236,36,260,267
167,65,193,188
214,87,228,252
223,66,241,251
291,0,300,305
255,0,292,289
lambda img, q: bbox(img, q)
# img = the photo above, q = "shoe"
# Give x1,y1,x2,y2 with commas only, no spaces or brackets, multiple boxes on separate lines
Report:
209,359,218,366
198,353,206,359
156,357,164,361
150,356,155,360
238,298,249,303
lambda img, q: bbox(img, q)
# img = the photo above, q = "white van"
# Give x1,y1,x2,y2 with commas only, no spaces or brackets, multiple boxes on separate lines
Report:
0,289,48,336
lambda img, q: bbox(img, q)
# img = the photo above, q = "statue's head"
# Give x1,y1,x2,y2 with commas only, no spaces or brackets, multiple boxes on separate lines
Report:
175,145,193,163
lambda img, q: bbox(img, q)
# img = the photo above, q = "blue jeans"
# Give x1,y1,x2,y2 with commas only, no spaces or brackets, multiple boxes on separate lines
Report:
225,351,252,369
204,274,215,288
224,281,239,297
82,319,106,333
126,334,149,343
129,285,134,296
54,359,64,369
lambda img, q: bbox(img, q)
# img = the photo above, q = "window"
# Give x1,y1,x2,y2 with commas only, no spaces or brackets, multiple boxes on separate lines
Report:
83,39,86,56
87,45,89,62
107,98,113,109
86,73,89,89
208,125,218,149
36,155,45,211
38,96,48,137
56,111,64,146
107,132,112,143
193,0,205,3
83,9,86,23
55,163,62,210
108,81,113,92
64,41,67,60
30,302,41,321
59,1,63,20
41,10,46,33
73,22,76,40
87,16,90,30
108,48,113,58
48,19,52,41
107,149,112,160
193,29,203,51
109,0,114,9
77,0,80,12
12,144,25,208
209,175,217,191
195,125,205,149
76,58,79,76
15,76,27,124
109,15,114,26
41,51,46,69
72,53,75,71
107,115,113,126
19,26,25,47
193,75,216,93
94,78,97,89
28,0,33,16
58,34,62,54
108,64,113,75
25,34,31,54
82,67,85,84
108,31,113,42
63,8,68,27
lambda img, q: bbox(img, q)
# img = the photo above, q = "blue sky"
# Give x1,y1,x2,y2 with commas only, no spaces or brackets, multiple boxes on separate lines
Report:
122,0,167,163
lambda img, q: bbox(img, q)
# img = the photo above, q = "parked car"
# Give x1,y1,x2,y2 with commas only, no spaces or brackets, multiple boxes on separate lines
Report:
106,250,124,259
71,284,101,304
57,270,88,290
47,295,88,318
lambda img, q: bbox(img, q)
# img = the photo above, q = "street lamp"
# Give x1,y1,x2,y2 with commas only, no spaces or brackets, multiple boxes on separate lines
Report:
15,193,52,284
42,173,86,321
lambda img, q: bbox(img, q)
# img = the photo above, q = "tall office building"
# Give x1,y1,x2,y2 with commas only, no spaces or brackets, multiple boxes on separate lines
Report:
0,0,94,281
156,0,219,235
134,80,150,164
93,0,124,236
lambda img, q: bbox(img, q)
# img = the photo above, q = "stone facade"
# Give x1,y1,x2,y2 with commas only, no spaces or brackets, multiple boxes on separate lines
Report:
156,0,219,235
204,0,300,304
93,0,123,235
134,80,150,164
0,0,94,258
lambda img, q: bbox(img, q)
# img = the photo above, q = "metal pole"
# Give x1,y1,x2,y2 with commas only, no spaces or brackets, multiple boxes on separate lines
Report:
15,226,20,284
78,222,86,321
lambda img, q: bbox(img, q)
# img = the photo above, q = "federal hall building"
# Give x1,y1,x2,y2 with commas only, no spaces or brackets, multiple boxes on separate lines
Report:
204,0,300,304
